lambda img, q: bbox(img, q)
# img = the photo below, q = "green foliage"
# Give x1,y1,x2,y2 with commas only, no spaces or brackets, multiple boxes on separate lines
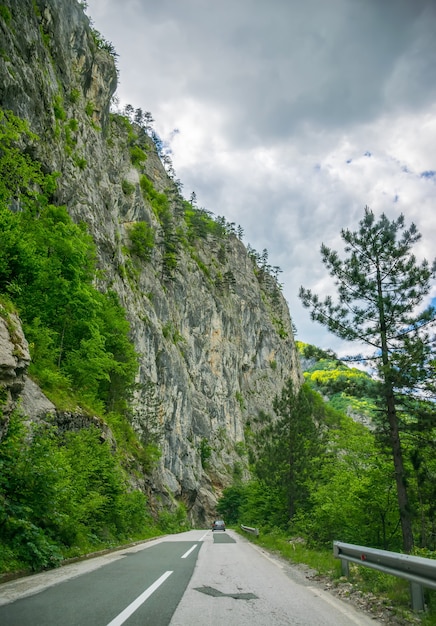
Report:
246,244,283,294
161,321,184,344
191,252,211,278
130,145,147,166
233,461,243,480
250,381,325,524
235,391,245,411
219,364,411,551
157,502,190,533
127,221,155,262
301,344,436,551
90,28,118,58
271,316,288,339
121,179,135,195
238,529,339,578
53,95,66,121
140,175,169,218
299,347,379,421
199,438,212,468
0,109,43,203
296,341,336,362
217,484,248,524
0,109,138,414
69,88,80,104
305,365,375,397
0,5,12,23
73,155,87,169
240,481,290,530
293,418,403,550
184,204,227,242
111,112,137,143
0,414,154,572
234,441,247,457
139,175,180,279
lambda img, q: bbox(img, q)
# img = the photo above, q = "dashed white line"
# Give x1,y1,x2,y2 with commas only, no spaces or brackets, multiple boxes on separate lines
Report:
199,531,209,542
181,544,198,559
106,570,173,626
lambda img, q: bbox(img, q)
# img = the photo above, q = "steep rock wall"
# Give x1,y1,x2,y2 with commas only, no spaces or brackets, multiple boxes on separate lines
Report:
0,0,302,522
0,307,30,439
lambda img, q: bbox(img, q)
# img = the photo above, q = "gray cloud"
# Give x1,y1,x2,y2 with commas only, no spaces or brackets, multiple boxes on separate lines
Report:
95,0,436,139
86,0,436,356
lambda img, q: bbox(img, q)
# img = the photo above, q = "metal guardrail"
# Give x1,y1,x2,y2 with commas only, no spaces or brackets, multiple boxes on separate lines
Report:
333,541,436,611
240,524,259,537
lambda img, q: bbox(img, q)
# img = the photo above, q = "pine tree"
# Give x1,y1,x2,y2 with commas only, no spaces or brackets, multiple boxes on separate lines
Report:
299,206,436,552
253,381,323,523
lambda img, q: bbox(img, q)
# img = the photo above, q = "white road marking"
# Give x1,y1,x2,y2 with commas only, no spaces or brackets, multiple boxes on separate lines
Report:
181,544,198,559
199,531,209,542
106,570,173,626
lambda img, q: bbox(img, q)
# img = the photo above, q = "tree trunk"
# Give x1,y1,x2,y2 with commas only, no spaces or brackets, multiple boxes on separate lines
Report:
377,261,414,552
385,390,414,552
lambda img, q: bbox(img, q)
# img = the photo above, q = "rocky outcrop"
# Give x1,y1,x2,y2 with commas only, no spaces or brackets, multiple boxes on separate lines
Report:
0,311,114,446
0,0,302,521
0,307,30,440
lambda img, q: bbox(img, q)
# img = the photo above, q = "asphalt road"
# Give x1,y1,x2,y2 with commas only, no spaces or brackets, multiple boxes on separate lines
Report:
0,530,380,625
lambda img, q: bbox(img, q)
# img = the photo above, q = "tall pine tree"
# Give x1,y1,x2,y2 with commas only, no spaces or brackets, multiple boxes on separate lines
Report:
299,207,436,552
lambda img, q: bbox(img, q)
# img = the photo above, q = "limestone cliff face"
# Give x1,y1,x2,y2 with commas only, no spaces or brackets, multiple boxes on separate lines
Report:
0,0,302,521
0,307,30,440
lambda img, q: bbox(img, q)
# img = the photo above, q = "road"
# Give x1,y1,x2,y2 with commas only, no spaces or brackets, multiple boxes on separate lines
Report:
0,529,380,625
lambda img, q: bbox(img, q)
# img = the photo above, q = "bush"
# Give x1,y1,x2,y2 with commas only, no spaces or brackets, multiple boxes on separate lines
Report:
157,503,190,533
127,221,155,261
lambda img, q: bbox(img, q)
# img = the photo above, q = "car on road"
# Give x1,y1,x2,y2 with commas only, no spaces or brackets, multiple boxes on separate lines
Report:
212,519,226,531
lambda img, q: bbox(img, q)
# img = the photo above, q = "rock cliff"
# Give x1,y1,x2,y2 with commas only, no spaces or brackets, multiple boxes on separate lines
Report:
0,0,302,522
0,306,30,440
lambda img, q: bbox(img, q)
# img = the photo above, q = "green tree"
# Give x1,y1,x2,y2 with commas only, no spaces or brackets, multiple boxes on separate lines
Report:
252,381,324,525
295,414,401,549
299,206,436,552
216,485,247,524
127,221,155,262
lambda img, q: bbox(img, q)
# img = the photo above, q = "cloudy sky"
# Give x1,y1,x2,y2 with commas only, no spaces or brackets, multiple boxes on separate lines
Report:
85,0,436,357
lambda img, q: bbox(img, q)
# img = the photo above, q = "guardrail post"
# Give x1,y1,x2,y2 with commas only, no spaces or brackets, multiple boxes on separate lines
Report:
340,558,349,578
333,542,349,577
410,582,425,612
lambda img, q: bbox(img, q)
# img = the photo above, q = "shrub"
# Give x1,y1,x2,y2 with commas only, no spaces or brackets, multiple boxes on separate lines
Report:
127,221,155,261
121,179,135,195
